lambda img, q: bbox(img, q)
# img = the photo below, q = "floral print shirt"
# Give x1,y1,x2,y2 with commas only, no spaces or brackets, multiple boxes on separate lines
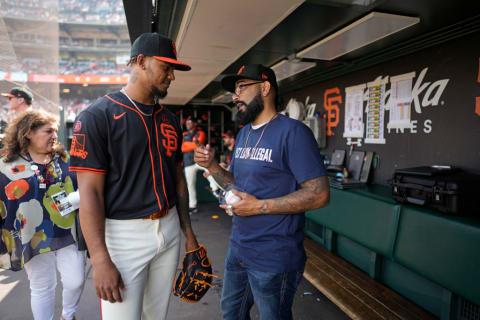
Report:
0,154,78,271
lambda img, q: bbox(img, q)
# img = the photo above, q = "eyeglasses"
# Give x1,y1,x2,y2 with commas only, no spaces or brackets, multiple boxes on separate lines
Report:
234,81,263,95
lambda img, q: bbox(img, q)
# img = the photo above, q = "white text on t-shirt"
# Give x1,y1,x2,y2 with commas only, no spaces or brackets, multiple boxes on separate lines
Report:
235,147,273,163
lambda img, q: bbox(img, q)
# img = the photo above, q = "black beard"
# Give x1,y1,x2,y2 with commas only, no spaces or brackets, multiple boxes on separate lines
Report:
151,86,168,101
235,94,264,126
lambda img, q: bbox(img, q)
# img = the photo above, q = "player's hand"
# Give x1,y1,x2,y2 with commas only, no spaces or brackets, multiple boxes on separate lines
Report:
92,259,125,303
219,189,259,216
194,144,215,169
203,171,211,178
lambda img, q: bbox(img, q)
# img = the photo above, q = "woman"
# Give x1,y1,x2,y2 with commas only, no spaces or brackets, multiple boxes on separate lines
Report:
0,110,85,320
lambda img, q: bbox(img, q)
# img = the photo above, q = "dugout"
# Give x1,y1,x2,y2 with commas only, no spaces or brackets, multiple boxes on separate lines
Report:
123,0,480,318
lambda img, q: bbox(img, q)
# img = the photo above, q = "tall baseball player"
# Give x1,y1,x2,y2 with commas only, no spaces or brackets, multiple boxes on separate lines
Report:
195,64,330,320
70,33,200,320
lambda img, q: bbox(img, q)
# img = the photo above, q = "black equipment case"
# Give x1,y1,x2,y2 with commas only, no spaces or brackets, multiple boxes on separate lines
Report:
390,166,480,215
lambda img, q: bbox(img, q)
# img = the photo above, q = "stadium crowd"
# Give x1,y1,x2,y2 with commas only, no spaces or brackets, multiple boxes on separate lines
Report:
0,57,128,76
0,0,126,24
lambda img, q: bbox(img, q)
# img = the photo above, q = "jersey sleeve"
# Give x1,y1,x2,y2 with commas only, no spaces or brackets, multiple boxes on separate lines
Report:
286,122,327,184
69,110,108,175
181,141,197,153
196,130,206,145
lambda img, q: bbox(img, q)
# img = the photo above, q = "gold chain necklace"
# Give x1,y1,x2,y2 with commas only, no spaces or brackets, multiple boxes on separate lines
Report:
242,113,278,159
120,88,153,116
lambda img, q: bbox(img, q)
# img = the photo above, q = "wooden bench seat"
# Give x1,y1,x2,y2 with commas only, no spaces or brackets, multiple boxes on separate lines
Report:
303,238,436,320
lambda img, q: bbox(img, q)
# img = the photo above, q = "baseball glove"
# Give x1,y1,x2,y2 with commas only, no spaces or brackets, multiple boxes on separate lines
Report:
173,244,216,303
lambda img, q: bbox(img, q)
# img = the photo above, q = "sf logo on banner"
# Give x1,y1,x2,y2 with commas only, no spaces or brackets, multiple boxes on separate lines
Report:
324,87,342,136
161,123,178,157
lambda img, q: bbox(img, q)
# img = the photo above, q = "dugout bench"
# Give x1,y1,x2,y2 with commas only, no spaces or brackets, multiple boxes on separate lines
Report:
304,185,480,320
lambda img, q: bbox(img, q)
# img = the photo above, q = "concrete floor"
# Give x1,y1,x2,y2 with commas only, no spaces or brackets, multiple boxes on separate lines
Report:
0,202,349,320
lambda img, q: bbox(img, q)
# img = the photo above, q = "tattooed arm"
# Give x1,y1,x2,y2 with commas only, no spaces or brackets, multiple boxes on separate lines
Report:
208,162,235,190
194,144,234,189
221,176,330,216
176,164,199,250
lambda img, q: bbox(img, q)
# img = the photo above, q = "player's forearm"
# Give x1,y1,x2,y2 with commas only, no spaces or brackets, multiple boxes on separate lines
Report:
79,190,111,266
208,162,235,189
257,176,330,214
176,168,199,250
176,175,192,234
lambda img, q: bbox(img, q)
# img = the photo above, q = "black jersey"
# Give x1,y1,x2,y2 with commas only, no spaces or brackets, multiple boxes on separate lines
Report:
69,91,183,220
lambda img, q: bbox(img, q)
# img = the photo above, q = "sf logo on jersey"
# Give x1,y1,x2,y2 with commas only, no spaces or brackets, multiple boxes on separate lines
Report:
160,123,177,157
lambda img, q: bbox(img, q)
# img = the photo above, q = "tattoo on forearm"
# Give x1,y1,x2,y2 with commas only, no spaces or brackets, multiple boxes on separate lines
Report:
259,201,269,214
260,176,329,214
211,168,235,190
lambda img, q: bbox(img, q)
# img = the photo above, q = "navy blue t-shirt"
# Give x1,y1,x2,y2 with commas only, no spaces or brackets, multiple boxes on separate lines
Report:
229,114,327,272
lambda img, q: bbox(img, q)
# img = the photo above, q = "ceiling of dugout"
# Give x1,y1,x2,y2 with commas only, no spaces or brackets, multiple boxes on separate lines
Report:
122,0,480,106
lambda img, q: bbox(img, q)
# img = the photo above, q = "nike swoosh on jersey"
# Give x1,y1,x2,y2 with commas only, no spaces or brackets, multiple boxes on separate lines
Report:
113,112,126,120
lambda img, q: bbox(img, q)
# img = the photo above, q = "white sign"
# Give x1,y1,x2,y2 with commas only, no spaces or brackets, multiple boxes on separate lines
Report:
344,84,365,138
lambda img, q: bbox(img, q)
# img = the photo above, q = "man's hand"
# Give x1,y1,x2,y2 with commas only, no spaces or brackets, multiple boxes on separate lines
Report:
194,144,215,169
195,144,235,190
92,259,125,303
184,226,199,252
219,176,330,216
219,189,259,216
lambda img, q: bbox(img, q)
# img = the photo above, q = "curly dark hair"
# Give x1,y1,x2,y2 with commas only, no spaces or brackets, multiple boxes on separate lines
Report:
1,110,66,163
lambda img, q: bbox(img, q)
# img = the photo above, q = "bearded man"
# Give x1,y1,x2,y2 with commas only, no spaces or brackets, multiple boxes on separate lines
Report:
194,64,330,320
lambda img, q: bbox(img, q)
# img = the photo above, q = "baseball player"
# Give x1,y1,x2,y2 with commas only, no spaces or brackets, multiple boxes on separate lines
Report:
182,117,222,212
70,33,200,320
220,130,235,170
195,64,330,320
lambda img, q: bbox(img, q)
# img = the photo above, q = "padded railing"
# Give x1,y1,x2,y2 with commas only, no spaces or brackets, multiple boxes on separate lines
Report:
305,185,480,306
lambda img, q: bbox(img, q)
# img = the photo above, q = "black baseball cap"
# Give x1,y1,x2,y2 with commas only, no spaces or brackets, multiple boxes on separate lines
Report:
1,87,33,104
131,33,191,71
221,64,278,94
222,130,234,138
185,116,198,122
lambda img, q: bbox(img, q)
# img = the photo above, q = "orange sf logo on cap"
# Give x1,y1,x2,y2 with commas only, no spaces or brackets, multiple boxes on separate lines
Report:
237,65,245,75
262,74,268,80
